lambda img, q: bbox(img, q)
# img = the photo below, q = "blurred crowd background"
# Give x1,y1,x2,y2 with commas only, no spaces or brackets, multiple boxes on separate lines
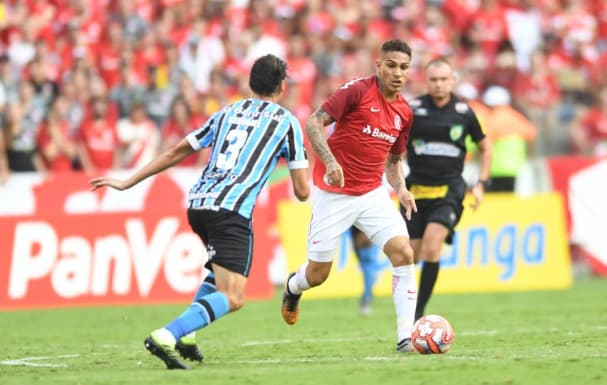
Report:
1,0,607,183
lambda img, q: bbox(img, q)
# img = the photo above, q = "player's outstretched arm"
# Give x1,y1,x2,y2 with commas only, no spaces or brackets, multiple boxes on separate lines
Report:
385,152,417,220
89,138,195,191
305,108,343,187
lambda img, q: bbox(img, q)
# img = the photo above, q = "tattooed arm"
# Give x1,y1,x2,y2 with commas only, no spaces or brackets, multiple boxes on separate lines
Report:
305,107,344,187
385,152,417,220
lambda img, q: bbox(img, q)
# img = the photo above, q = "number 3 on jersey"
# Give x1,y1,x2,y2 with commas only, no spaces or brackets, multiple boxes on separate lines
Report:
216,130,248,170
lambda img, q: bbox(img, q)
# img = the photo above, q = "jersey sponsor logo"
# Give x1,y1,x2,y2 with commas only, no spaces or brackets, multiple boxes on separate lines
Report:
455,102,469,113
450,125,463,141
188,191,220,200
370,107,380,112
227,116,261,127
394,115,401,131
411,139,461,157
361,125,397,143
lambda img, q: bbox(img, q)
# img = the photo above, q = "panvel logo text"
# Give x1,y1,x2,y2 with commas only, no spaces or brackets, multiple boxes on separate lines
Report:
8,218,205,300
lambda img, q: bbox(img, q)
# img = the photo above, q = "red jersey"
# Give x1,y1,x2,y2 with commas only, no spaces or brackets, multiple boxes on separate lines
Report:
315,76,412,196
580,108,607,142
78,118,117,170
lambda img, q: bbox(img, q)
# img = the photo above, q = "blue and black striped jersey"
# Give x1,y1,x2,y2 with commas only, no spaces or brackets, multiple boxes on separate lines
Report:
186,98,308,218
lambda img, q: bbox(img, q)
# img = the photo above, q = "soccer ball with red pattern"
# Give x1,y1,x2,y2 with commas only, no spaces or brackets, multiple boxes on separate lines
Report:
411,315,455,354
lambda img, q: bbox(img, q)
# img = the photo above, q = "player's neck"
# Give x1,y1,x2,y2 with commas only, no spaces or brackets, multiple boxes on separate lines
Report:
254,92,280,104
432,94,451,108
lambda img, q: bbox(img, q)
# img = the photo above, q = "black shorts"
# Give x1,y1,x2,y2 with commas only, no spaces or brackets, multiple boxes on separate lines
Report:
400,177,466,245
187,208,253,277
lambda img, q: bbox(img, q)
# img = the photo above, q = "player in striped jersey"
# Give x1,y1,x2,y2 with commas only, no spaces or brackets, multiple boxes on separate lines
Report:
90,54,309,369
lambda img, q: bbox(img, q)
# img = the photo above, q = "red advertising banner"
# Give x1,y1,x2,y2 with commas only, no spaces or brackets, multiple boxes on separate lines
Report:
0,171,274,310
546,156,607,276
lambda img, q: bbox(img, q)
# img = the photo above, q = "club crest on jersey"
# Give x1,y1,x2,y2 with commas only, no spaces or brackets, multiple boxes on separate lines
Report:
394,115,402,131
450,125,463,141
455,102,469,113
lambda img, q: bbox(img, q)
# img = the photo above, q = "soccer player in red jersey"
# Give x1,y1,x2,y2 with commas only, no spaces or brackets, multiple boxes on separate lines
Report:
281,39,419,352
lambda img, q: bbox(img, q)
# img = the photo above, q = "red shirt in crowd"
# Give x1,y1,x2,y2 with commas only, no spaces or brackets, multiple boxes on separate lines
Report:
78,117,118,170
37,120,75,172
580,108,607,142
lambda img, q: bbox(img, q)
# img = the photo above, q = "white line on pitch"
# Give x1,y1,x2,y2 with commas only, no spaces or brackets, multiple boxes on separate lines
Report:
239,325,607,347
1,354,80,368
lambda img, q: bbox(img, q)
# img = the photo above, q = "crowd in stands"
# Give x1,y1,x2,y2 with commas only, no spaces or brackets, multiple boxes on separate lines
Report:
1,0,607,183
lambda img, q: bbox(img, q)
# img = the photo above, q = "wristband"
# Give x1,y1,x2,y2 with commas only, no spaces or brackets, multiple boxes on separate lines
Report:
477,179,490,189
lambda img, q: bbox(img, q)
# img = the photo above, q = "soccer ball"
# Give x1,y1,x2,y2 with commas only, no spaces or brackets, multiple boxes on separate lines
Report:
411,314,455,354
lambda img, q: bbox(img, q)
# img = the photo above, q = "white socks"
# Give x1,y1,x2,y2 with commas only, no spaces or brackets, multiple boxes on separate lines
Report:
392,264,418,342
287,262,311,295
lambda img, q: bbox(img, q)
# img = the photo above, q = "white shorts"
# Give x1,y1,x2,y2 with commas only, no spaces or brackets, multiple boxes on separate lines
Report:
307,185,409,262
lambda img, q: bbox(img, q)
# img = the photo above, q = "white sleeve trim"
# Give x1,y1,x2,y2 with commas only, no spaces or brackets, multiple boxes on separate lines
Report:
287,159,309,170
186,133,201,151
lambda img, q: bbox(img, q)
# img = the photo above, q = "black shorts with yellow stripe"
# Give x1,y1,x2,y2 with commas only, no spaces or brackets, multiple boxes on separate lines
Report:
400,177,467,244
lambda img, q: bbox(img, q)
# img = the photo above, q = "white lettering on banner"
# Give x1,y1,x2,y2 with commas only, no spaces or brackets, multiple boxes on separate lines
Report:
8,219,206,300
92,235,131,296
9,222,58,298
165,233,205,293
53,237,92,298
127,218,179,297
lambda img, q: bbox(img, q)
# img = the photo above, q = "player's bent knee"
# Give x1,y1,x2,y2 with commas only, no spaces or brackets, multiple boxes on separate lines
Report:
384,236,414,266
305,261,332,287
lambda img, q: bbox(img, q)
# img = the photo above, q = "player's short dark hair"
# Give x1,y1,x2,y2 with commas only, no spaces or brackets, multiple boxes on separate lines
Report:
249,54,287,97
380,40,412,58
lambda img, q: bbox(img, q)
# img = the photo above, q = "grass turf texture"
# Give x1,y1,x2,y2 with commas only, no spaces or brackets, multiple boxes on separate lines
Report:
1,278,605,385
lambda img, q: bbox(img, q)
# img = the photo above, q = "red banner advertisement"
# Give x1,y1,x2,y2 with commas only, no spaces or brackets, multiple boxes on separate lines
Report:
546,156,607,276
0,171,274,310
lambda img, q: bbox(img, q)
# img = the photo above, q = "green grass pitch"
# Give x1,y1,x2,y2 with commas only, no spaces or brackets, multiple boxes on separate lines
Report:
1,278,606,385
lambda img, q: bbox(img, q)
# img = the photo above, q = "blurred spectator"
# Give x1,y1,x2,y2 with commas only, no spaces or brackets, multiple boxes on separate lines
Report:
115,101,159,169
286,34,317,107
468,0,509,63
110,65,146,118
504,0,542,71
179,19,225,93
0,122,9,183
4,100,44,173
571,88,607,156
479,85,537,192
117,0,148,44
512,48,564,155
142,66,178,128
36,95,78,172
161,96,205,167
76,97,118,173
97,20,125,89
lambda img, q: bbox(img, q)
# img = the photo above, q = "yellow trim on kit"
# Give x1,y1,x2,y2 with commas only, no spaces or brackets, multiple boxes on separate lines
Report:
410,184,448,199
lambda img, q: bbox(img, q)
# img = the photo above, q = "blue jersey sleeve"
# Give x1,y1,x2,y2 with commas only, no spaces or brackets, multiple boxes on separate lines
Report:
281,114,308,170
186,111,221,151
